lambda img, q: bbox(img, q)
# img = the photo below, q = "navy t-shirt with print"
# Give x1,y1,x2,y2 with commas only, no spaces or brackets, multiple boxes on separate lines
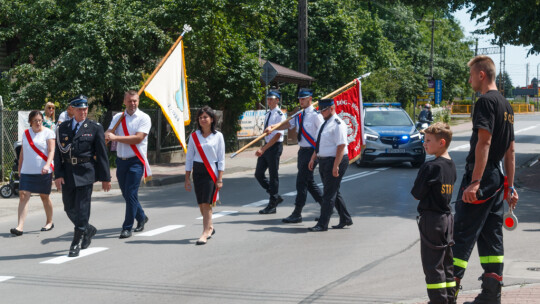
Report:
411,157,457,214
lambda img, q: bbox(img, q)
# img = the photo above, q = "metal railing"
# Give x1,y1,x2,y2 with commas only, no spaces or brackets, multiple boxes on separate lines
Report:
451,104,535,114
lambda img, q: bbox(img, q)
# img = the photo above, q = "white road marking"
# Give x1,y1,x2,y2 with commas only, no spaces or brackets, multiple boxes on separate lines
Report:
0,276,14,282
242,200,268,207
375,167,390,171
515,125,539,134
136,225,185,237
283,191,297,197
342,171,378,182
197,211,238,219
449,144,470,152
40,247,108,264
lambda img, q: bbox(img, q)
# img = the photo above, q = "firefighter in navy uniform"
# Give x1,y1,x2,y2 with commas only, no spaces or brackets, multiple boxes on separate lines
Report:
265,88,324,223
307,99,352,232
54,95,111,257
453,56,519,304
255,90,286,214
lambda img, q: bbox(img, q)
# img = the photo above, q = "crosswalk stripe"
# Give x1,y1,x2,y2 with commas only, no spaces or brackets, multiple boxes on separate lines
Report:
242,200,268,207
40,247,108,264
136,225,185,237
375,167,390,171
0,276,14,282
342,171,378,182
197,211,238,219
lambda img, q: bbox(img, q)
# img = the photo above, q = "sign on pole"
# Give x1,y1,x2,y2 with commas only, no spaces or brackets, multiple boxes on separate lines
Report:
435,80,442,104
262,61,278,85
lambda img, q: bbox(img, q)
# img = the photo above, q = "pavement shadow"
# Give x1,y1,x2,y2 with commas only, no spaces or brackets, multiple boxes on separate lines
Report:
40,227,125,245
247,226,309,234
125,238,194,245
0,250,66,261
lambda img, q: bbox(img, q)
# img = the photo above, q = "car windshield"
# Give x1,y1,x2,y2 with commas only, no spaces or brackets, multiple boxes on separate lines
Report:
365,110,412,127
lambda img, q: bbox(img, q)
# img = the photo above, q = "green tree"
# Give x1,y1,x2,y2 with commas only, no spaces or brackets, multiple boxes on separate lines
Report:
0,0,171,111
496,71,513,98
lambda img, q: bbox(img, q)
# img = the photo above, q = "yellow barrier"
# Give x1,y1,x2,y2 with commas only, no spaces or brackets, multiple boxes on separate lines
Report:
451,105,471,114
452,104,534,114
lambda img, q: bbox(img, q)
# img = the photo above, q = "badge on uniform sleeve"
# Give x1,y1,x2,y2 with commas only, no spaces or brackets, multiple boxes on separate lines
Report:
503,209,518,231
64,137,68,141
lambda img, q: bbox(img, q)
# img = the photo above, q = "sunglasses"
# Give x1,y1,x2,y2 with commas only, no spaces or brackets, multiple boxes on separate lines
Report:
47,107,55,109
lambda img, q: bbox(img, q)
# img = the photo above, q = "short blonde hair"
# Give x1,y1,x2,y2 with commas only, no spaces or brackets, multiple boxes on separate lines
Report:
424,122,452,148
467,55,496,82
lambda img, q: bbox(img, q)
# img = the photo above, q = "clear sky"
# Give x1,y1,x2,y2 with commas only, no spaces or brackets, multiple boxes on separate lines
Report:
453,7,540,88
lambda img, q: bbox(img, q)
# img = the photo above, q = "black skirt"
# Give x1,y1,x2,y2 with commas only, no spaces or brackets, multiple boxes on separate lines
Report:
20,173,53,195
192,161,216,204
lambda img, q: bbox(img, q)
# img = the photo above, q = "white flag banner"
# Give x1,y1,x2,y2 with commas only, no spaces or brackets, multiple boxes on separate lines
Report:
144,40,190,152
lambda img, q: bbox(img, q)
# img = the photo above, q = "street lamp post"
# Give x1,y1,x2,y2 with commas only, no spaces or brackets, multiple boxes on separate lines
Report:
537,63,539,111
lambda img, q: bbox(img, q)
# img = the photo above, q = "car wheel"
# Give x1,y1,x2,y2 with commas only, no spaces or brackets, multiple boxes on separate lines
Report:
411,154,426,168
0,185,13,198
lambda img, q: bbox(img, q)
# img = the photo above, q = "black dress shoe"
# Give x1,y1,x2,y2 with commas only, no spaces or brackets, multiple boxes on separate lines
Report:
259,204,277,214
308,225,327,232
275,195,284,205
68,229,84,257
81,225,97,249
134,216,149,232
10,228,23,236
282,214,302,223
119,229,132,239
41,223,54,231
195,239,207,245
332,220,353,229
206,228,216,239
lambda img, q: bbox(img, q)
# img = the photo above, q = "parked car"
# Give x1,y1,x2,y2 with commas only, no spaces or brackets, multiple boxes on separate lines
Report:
357,103,425,167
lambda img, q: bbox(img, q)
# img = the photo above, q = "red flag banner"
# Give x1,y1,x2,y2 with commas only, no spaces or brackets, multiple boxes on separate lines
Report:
333,79,365,163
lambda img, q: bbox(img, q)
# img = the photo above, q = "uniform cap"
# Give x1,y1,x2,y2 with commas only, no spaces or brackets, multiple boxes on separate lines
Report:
69,95,88,108
298,88,313,98
318,99,334,111
266,90,281,99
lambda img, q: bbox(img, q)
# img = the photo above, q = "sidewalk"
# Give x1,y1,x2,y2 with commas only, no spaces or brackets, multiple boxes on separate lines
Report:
408,283,540,303
456,283,540,304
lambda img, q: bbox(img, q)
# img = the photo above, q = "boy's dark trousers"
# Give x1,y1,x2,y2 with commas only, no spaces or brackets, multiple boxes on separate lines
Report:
418,210,456,304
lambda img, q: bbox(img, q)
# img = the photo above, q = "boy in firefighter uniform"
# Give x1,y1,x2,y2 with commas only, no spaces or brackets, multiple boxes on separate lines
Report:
411,122,457,304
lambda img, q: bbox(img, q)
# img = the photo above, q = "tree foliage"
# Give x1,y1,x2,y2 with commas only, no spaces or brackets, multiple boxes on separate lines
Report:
0,0,477,146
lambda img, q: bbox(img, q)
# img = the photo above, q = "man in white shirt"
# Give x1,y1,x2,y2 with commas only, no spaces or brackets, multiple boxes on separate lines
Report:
256,90,286,214
57,105,74,125
265,88,323,223
308,99,353,231
105,90,151,239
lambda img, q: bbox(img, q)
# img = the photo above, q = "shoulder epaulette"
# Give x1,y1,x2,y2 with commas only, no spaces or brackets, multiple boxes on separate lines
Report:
335,118,341,124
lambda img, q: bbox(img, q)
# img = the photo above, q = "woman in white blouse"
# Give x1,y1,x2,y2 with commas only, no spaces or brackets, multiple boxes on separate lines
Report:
185,106,225,245
10,110,55,236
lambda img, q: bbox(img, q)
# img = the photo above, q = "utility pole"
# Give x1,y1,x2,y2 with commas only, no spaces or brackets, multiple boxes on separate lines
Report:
298,0,308,75
429,17,435,79
526,63,530,104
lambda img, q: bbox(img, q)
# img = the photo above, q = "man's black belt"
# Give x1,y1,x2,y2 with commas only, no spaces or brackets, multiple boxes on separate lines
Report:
64,157,92,165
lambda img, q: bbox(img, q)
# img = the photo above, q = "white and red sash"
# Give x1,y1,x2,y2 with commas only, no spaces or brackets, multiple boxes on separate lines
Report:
120,117,152,182
191,132,219,204
24,129,54,171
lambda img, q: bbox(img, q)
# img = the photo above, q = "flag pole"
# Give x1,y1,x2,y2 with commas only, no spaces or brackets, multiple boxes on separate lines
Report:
107,25,192,144
138,24,192,96
230,73,371,158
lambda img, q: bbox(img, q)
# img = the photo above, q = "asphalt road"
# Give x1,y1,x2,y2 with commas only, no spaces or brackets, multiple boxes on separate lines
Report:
1,114,539,304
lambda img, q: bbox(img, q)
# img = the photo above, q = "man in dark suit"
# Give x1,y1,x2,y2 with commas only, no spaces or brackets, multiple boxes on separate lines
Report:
54,95,111,257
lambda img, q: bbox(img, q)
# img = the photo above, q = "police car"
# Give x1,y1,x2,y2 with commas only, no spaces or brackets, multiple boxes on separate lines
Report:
358,103,425,167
